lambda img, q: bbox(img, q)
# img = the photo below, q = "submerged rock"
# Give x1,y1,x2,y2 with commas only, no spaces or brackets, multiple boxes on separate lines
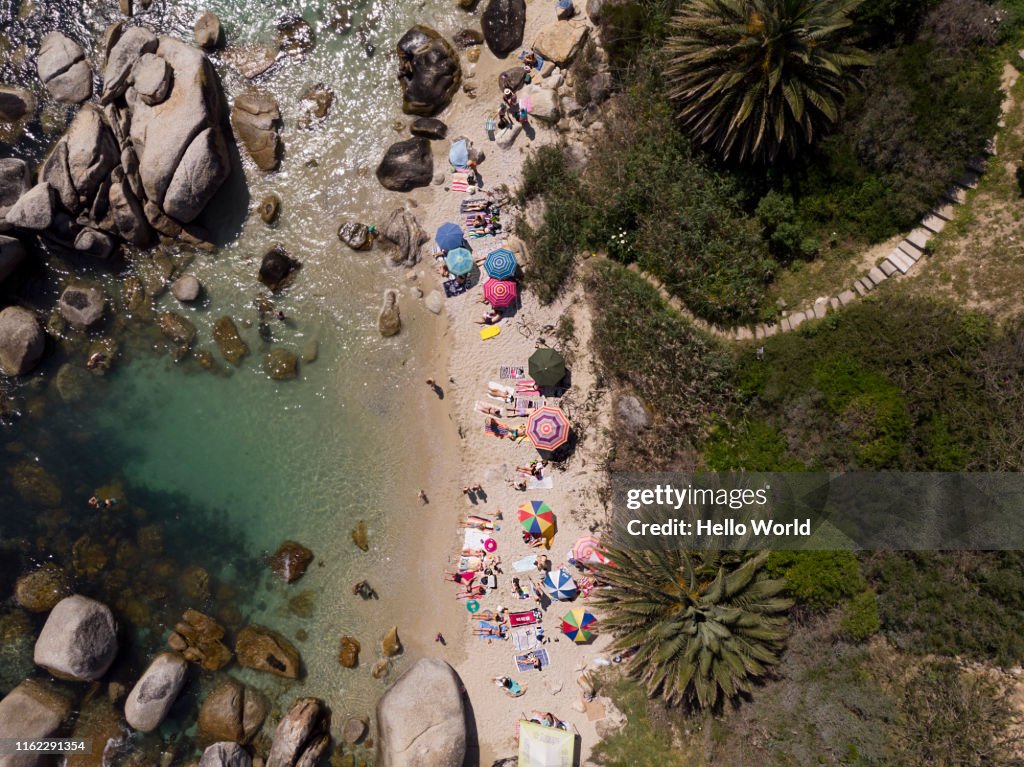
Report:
342,716,368,745
171,274,202,302
276,15,316,56
15,563,71,612
124,652,188,732
338,221,370,250
235,625,301,678
194,11,223,50
397,26,461,116
232,90,282,172
200,742,252,767
266,697,330,767
259,193,281,224
381,626,402,657
265,348,298,380
376,138,433,192
377,289,401,337
269,541,314,583
482,0,526,57
338,636,360,668
158,311,196,347
0,679,74,753
351,520,369,552
213,316,249,365
0,86,35,123
0,306,44,376
258,245,300,291
298,83,333,128
376,658,466,767
34,595,119,682
198,677,269,744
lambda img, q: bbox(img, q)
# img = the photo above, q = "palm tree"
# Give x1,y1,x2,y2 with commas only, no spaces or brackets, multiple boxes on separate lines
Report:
665,0,871,163
593,549,792,708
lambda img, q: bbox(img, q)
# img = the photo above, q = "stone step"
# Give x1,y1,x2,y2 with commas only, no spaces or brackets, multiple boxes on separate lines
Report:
967,155,988,174
886,249,914,274
812,303,827,319
945,186,969,205
920,214,946,234
898,242,922,262
880,260,898,277
905,227,932,250
853,279,870,297
932,203,956,221
829,296,841,311
763,323,778,337
838,289,857,306
867,266,887,286
781,316,792,332
957,171,981,189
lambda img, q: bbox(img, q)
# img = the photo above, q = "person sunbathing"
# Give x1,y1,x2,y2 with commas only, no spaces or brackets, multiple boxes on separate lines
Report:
457,583,487,598
522,51,538,69
527,653,543,670
479,403,503,416
444,571,476,584
487,384,514,401
475,308,503,325
473,624,507,637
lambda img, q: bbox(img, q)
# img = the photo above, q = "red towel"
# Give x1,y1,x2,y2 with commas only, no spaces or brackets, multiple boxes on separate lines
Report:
509,610,538,627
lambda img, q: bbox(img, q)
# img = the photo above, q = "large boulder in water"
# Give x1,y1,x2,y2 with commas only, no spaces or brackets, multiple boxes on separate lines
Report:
376,658,466,767
482,0,526,57
127,35,230,223
0,306,45,376
376,137,432,192
397,26,461,117
15,563,71,612
0,86,35,123
235,625,302,678
5,183,56,231
380,208,427,266
58,284,106,328
200,742,251,767
410,117,447,140
378,289,401,337
198,677,268,744
258,245,301,291
37,32,93,104
0,158,31,223
213,316,249,364
231,90,282,172
194,11,224,50
33,595,119,682
124,652,188,732
269,540,313,583
101,26,159,104
0,679,73,764
0,235,26,285
266,697,331,767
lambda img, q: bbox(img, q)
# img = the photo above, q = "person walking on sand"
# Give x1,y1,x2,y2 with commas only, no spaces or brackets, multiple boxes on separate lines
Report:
418,489,428,504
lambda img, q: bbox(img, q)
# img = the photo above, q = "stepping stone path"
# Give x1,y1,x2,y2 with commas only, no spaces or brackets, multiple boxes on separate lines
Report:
613,151,991,342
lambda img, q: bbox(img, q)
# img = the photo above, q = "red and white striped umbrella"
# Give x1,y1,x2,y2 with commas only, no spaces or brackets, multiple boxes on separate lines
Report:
482,278,517,308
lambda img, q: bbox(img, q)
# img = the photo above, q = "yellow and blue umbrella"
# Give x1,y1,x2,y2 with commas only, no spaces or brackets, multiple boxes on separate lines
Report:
561,608,597,643
484,248,517,280
543,568,578,601
518,500,555,536
446,247,474,276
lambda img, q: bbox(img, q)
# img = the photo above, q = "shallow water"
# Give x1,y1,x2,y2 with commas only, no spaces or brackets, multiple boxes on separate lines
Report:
0,0,470,754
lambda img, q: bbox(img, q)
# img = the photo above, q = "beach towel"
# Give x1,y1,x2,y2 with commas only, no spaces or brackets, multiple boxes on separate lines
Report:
450,170,470,193
488,381,515,401
483,419,511,438
515,649,550,672
474,400,504,417
501,366,526,380
520,96,532,114
526,474,554,490
509,609,539,627
480,325,501,341
512,554,539,573
459,556,484,571
511,626,541,652
514,397,544,411
443,279,468,298
518,50,545,70
476,621,506,639
464,528,492,550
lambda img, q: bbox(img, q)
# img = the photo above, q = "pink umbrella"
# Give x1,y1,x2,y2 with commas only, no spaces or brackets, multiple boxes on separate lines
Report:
526,406,570,452
482,278,517,309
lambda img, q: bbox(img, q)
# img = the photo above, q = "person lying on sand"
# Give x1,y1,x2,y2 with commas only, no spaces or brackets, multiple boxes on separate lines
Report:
475,308,503,325
473,624,507,638
457,583,487,599
444,571,476,584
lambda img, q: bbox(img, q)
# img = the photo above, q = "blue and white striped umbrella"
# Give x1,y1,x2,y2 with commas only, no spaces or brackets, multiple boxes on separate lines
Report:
543,568,578,601
484,248,517,280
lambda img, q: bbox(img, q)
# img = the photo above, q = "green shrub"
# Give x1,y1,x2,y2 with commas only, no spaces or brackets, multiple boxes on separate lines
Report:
519,144,575,202
840,590,882,641
767,551,864,610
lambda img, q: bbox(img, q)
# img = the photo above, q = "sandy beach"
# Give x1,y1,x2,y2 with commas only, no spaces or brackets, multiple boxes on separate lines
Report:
382,3,621,761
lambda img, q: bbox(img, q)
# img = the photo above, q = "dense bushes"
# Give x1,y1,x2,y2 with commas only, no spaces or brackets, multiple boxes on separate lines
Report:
585,260,734,468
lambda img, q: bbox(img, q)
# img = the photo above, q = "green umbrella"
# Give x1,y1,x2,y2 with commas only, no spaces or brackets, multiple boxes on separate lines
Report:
528,348,566,388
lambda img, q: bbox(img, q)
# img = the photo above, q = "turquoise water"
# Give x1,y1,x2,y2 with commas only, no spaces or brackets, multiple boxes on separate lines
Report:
0,0,470,752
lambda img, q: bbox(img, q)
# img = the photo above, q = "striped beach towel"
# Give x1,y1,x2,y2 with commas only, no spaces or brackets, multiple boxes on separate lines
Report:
451,170,470,193
501,366,526,379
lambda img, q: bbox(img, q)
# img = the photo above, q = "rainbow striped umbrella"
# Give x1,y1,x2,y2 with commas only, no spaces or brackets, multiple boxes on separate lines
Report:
484,248,517,279
446,247,474,276
543,568,578,601
482,278,517,308
526,406,570,452
561,608,597,643
518,500,555,536
571,535,611,566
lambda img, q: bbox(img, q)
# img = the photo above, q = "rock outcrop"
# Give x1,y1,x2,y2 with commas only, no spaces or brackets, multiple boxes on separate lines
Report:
0,306,45,376
5,183,56,230
338,221,370,250
269,540,314,583
235,625,302,678
379,208,427,265
410,117,447,140
213,316,248,364
532,21,589,66
33,595,119,682
194,11,223,50
231,91,282,172
0,235,26,284
197,676,269,744
482,0,527,57
376,658,466,767
200,742,252,767
0,158,31,223
0,679,73,767
37,32,93,104
266,697,331,767
258,246,301,291
397,27,461,116
15,563,71,612
376,138,433,192
124,652,188,732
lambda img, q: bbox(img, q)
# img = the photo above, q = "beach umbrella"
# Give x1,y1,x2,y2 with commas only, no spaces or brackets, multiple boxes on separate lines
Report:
543,568,578,601
436,222,464,251
483,278,517,309
528,348,566,387
449,138,469,168
526,406,570,452
518,500,555,537
561,608,597,643
484,247,518,280
446,247,474,276
571,535,611,566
